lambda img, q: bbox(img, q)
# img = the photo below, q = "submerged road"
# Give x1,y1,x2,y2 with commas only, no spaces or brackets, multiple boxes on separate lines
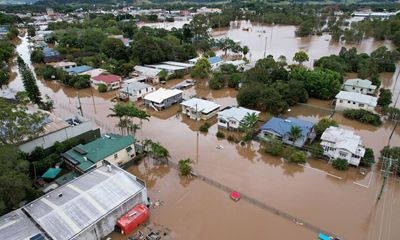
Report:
167,160,340,239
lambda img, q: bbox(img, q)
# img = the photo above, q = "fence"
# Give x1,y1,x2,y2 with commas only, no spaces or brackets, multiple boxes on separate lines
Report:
168,160,340,239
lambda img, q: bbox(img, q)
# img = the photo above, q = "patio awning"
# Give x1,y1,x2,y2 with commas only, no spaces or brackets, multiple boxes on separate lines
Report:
41,168,62,179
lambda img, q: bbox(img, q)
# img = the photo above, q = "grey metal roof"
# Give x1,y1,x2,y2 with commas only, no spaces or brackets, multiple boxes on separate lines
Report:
121,81,153,93
335,91,377,106
343,78,376,90
22,164,145,240
0,209,47,240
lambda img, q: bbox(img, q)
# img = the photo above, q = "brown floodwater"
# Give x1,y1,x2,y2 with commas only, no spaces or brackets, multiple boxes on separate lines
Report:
8,23,400,240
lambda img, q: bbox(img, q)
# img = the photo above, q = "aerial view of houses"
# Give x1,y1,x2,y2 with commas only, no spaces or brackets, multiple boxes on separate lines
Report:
0,1,400,240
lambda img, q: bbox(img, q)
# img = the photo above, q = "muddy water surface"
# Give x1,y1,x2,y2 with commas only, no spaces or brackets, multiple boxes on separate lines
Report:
8,23,400,240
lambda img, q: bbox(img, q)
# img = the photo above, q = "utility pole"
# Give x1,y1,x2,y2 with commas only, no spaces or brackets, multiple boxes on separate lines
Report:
90,88,96,114
77,91,83,117
196,103,199,164
263,36,268,58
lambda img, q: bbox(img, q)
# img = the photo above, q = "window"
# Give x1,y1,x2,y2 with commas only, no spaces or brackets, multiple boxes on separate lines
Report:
339,100,343,103
348,101,351,104
139,90,141,94
230,121,236,124
114,154,118,159
339,152,347,158
352,87,355,90
353,102,356,104
126,146,133,152
359,103,365,107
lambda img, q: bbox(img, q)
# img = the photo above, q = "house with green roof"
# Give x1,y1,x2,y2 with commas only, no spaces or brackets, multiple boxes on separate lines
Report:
62,134,135,173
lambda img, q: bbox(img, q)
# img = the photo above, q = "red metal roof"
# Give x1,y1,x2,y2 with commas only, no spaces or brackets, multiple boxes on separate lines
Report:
92,74,121,83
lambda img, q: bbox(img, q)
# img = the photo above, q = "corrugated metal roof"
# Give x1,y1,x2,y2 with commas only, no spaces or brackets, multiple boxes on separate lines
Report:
0,209,47,240
180,98,220,114
260,117,314,138
344,78,376,90
23,164,145,240
63,134,134,171
335,91,377,106
218,107,260,122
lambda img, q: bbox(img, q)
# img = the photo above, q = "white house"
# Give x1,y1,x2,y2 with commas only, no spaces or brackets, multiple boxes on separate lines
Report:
48,61,77,70
217,107,260,130
120,81,155,101
343,78,377,95
144,88,183,111
133,66,162,84
181,98,220,120
80,68,107,78
335,91,377,111
320,126,366,166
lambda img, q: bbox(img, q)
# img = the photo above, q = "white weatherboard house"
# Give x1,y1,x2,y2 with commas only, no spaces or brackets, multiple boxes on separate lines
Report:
343,78,377,95
144,88,183,111
335,91,377,111
320,126,366,166
181,98,220,120
217,107,260,130
120,81,155,102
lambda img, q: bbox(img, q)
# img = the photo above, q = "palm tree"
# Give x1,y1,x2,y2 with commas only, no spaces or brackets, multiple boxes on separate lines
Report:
289,125,302,143
239,113,259,132
239,113,259,142
108,104,127,134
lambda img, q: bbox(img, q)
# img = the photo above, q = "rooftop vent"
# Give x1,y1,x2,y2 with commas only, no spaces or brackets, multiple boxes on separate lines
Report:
284,119,291,123
107,165,112,172
58,193,63,198
104,134,111,139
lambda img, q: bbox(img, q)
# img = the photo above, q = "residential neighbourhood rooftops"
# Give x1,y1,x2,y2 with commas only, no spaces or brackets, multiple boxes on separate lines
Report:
80,68,107,78
65,65,93,74
321,126,365,156
134,66,162,78
208,56,223,64
181,98,220,114
162,61,195,68
121,81,152,92
218,107,260,121
21,164,145,240
0,209,47,240
92,74,121,83
43,47,60,57
223,60,245,66
62,134,134,172
145,64,187,71
343,78,377,90
144,88,183,104
261,117,315,138
335,91,378,106
48,61,76,68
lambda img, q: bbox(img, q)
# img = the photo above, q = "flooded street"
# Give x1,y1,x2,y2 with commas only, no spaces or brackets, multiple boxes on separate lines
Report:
8,22,400,240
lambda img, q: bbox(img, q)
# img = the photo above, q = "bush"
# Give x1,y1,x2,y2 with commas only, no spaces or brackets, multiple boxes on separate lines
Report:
199,122,211,132
227,135,237,142
343,109,382,126
228,73,241,88
309,143,324,159
178,158,192,176
209,73,225,90
332,158,349,171
97,83,107,93
265,139,284,156
377,89,392,108
360,148,375,167
315,118,338,136
287,150,307,164
216,131,225,138
30,49,44,64
36,65,58,80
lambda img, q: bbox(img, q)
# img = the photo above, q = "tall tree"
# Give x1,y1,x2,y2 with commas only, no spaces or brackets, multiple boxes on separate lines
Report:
17,57,42,105
293,51,309,65
0,99,47,145
289,126,302,142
